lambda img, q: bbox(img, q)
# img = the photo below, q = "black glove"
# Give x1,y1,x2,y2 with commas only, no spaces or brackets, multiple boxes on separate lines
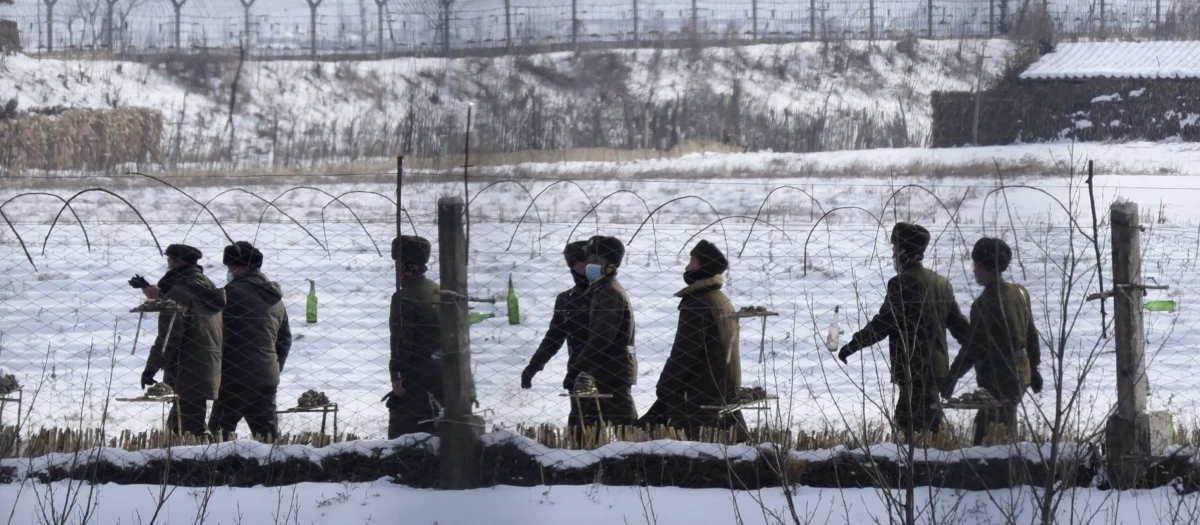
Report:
1030,370,1044,394
939,378,956,400
521,366,539,389
129,275,151,289
837,344,856,364
562,375,575,391
140,368,158,389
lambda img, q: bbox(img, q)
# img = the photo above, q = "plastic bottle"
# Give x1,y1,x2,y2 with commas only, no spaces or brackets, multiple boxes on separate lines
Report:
825,306,841,352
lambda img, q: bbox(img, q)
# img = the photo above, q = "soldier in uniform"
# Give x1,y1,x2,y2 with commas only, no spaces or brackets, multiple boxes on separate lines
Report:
640,240,745,439
837,223,970,440
573,236,639,427
209,241,292,441
385,236,443,439
520,240,591,425
941,238,1043,445
132,244,227,437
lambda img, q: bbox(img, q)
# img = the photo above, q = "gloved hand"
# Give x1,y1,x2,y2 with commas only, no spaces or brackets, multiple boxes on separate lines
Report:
837,344,856,364
939,378,956,400
520,366,537,389
140,368,158,389
128,275,151,289
1030,370,1044,394
391,378,406,398
562,375,575,391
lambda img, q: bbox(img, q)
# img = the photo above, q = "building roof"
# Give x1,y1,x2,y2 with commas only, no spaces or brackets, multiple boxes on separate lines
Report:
1020,41,1200,80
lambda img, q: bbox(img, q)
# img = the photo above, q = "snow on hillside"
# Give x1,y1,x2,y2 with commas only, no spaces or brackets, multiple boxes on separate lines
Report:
0,38,1014,167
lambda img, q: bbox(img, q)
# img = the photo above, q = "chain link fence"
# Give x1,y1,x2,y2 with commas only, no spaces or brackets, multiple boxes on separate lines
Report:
0,171,1198,465
0,0,1188,58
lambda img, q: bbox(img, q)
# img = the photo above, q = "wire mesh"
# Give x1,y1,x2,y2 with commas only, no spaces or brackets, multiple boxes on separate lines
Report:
0,172,1195,462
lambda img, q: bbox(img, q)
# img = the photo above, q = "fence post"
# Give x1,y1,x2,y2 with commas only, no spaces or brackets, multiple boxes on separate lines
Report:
989,0,994,35
44,0,57,52
808,0,815,38
504,0,512,52
690,0,697,32
866,0,874,40
170,0,186,49
1100,0,1106,37
436,196,482,490
751,0,758,40
304,0,322,60
242,0,256,53
1105,200,1170,489
375,0,384,59
571,0,578,44
927,0,933,37
631,0,638,43
1155,0,1160,35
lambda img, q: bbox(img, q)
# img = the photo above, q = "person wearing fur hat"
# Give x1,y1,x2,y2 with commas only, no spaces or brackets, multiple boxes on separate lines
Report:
209,241,292,441
639,240,746,440
129,243,227,438
572,235,639,427
837,223,970,441
521,241,593,424
385,235,443,438
942,238,1042,446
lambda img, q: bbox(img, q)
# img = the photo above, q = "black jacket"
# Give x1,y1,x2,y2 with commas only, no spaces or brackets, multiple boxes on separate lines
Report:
221,269,292,389
526,283,590,388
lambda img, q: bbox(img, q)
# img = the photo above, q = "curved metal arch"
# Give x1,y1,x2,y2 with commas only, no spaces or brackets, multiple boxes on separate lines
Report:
676,215,794,258
627,195,730,259
565,190,658,259
321,191,418,251
0,208,36,271
126,171,234,244
802,206,886,277
181,188,326,252
980,185,1095,244
45,189,162,257
741,186,828,257
506,180,596,252
252,186,381,256
466,179,539,210
0,192,91,255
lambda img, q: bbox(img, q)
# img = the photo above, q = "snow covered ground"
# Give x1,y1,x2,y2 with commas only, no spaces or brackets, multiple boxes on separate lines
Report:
2,143,1200,442
1,479,1194,525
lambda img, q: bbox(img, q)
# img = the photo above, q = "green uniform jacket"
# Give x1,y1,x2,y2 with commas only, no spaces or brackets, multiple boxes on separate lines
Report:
221,270,292,389
948,281,1041,402
575,276,637,387
846,265,970,384
641,275,741,427
389,275,443,392
146,265,227,400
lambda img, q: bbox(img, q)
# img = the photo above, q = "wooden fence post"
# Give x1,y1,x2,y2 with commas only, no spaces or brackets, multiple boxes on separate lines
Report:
1105,200,1170,488
436,196,481,490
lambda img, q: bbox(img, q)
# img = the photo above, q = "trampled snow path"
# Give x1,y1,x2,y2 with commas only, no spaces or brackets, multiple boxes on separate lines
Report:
0,479,1192,525
2,162,1200,440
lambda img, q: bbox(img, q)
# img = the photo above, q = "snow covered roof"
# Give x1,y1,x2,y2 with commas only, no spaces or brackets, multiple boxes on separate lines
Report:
1019,41,1200,80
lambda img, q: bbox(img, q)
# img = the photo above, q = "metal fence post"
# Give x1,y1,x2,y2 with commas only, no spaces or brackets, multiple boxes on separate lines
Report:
632,0,639,43
809,0,815,38
504,0,512,52
571,0,578,44
436,196,481,490
927,0,933,37
868,0,875,40
752,0,758,40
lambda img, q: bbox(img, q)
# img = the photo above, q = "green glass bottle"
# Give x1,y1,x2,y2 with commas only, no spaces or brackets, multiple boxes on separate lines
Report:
306,279,318,324
1145,300,1176,312
507,275,520,325
469,312,495,325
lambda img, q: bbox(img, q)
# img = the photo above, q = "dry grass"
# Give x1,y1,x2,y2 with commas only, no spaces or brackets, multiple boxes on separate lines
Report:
0,108,162,173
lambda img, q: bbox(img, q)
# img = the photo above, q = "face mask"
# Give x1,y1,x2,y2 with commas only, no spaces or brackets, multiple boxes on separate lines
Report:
585,264,604,284
226,270,236,282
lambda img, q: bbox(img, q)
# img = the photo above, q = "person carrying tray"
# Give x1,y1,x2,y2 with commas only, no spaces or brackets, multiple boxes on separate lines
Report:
941,238,1043,446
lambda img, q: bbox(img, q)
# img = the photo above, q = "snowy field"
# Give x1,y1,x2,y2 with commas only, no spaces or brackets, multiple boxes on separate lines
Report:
1,479,1196,525
2,143,1200,442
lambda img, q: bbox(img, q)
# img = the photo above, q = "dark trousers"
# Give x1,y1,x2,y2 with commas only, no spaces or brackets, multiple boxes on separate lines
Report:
168,397,209,437
388,388,441,439
894,381,944,440
573,383,637,428
973,402,1019,446
210,384,279,441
